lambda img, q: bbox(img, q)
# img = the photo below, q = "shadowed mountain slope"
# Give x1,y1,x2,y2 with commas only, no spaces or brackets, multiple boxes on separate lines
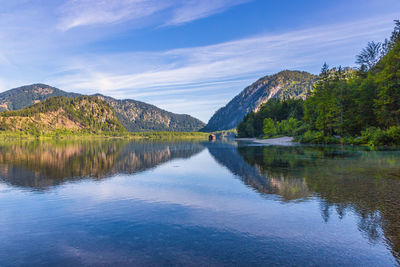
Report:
202,70,317,132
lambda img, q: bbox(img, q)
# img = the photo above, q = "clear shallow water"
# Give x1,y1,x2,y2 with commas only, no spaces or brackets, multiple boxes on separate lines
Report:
0,140,399,266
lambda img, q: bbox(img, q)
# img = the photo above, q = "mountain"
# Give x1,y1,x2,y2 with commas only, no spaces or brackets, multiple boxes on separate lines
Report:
0,84,205,132
0,96,125,134
95,94,205,132
0,84,79,111
201,70,317,132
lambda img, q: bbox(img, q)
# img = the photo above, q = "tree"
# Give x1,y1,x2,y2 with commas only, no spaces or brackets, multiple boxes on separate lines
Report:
382,20,400,55
263,118,276,138
237,98,304,138
374,40,400,127
356,41,382,70
320,62,329,78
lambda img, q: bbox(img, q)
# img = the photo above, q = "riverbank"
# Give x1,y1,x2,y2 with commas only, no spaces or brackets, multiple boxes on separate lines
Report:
0,131,210,141
236,136,295,146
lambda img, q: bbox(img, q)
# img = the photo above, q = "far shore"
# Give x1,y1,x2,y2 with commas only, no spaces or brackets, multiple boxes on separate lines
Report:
0,131,210,141
235,136,295,146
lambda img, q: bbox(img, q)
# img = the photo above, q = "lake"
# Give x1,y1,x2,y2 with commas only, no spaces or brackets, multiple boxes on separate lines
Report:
0,139,399,266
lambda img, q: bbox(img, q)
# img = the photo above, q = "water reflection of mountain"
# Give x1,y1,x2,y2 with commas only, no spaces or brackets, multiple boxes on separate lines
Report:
213,143,400,263
205,142,312,201
0,140,205,189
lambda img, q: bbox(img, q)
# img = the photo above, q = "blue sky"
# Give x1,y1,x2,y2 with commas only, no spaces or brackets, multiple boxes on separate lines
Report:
0,0,399,122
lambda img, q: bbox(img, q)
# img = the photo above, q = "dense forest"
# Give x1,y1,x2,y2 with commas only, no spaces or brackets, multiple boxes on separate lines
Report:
237,98,304,138
238,20,400,146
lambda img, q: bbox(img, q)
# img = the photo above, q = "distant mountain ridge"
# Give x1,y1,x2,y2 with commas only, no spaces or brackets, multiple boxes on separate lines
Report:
202,70,317,132
95,94,205,132
0,84,79,111
0,84,205,132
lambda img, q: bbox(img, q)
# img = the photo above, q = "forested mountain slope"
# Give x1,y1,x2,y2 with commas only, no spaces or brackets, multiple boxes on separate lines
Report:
0,84,205,132
95,94,205,132
202,70,317,132
0,96,125,134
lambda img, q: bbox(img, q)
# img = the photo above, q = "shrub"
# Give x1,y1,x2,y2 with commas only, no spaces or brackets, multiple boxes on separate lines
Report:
386,126,400,145
293,123,309,136
298,130,325,144
297,130,341,144
263,118,277,138
361,126,400,146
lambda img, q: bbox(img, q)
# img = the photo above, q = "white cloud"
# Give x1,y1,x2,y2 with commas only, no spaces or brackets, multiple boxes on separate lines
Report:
58,0,171,31
46,15,396,120
0,0,398,121
165,0,250,26
57,0,248,30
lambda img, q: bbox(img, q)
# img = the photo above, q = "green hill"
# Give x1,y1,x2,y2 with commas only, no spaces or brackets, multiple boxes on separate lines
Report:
0,84,205,132
0,96,125,134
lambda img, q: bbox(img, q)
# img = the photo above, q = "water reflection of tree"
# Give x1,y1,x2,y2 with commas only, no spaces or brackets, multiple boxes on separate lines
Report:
235,144,400,262
206,142,312,201
0,140,205,189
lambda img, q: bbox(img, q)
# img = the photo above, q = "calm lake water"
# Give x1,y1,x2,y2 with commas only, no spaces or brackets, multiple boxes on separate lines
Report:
0,140,400,266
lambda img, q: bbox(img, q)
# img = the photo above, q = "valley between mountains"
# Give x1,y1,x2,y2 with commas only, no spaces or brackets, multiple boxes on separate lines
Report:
0,70,315,135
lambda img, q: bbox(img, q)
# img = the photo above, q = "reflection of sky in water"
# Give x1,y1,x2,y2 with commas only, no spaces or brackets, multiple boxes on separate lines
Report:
0,143,398,266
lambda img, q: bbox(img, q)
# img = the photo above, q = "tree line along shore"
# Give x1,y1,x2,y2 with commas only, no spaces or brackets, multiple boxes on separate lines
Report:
237,20,400,147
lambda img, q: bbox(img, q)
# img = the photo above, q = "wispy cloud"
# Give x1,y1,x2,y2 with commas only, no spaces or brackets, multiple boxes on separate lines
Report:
165,0,250,26
57,0,248,30
0,0,398,121
47,16,396,120
58,0,170,31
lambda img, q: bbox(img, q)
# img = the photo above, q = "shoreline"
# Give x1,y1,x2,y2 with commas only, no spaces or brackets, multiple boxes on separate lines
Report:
0,131,209,141
235,136,295,146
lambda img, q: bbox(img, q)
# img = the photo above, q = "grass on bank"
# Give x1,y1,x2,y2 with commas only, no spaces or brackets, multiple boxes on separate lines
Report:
0,129,210,141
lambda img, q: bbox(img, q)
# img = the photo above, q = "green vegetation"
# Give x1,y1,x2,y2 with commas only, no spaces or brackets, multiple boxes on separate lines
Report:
237,20,400,146
202,70,316,132
0,95,209,140
264,70,317,99
0,129,208,140
237,98,304,138
0,95,125,134
0,84,205,132
263,118,302,138
0,130,209,141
